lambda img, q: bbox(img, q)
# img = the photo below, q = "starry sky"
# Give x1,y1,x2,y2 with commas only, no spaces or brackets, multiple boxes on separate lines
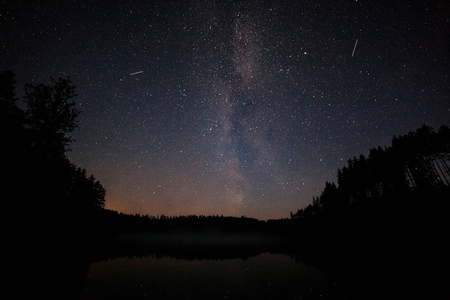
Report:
1,0,449,220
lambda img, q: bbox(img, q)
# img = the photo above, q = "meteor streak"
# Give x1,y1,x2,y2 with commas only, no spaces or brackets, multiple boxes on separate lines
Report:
351,39,358,57
130,71,143,76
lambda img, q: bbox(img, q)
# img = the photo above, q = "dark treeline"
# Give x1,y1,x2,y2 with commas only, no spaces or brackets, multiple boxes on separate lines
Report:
290,124,449,237
294,124,450,220
96,125,449,241
1,70,105,243
2,70,109,299
283,125,450,299
285,124,449,295
3,69,448,244
95,210,266,236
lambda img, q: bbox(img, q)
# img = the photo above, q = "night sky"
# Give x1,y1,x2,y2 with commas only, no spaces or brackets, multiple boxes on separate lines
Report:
2,1,449,219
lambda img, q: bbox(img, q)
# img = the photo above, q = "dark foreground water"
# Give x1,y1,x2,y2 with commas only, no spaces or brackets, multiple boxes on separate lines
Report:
16,232,444,299
76,252,347,300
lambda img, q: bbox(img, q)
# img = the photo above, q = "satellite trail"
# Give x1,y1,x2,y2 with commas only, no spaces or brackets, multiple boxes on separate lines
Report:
351,39,358,57
130,71,143,76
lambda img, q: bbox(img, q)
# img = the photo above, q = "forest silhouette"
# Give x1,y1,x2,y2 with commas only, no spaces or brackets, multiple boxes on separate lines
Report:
1,70,105,244
294,124,450,219
2,69,449,242
3,70,448,238
3,70,449,299
289,124,450,239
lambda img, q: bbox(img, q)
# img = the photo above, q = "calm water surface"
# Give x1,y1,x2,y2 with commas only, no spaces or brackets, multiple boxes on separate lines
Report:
77,252,348,299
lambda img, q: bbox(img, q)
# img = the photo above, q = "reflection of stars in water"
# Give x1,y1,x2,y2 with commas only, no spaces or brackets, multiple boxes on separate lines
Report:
2,0,448,219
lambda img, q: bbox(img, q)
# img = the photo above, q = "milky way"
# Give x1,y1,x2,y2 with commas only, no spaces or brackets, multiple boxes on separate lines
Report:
1,0,449,219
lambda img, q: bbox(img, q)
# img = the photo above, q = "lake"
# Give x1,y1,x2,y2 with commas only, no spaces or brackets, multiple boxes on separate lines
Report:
76,252,348,299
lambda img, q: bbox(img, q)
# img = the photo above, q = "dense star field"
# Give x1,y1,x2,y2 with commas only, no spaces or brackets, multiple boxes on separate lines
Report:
1,1,449,219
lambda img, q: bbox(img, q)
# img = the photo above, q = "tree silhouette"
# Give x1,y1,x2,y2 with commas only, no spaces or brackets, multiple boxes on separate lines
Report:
24,77,80,160
1,71,31,218
392,124,450,190
292,124,450,232
1,71,105,240
319,182,339,215
0,71,26,156
68,167,106,213
0,70,21,120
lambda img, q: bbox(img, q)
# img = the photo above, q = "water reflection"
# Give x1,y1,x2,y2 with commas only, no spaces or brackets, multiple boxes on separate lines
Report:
77,252,347,299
